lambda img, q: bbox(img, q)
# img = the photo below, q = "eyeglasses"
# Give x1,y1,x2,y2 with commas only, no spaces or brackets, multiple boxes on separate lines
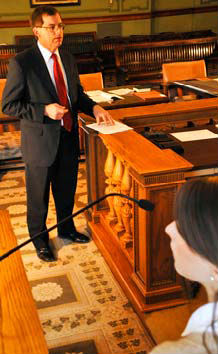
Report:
36,23,65,32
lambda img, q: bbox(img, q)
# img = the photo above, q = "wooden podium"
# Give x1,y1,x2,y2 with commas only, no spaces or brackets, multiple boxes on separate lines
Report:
81,99,218,317
83,128,192,314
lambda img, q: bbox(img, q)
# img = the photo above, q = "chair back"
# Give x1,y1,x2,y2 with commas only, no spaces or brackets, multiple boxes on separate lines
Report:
0,78,6,99
0,78,6,114
79,72,103,91
162,60,207,83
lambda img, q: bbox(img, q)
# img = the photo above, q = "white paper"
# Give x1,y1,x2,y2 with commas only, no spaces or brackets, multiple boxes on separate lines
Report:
170,129,218,142
86,90,111,103
108,88,133,95
85,90,102,95
86,90,123,103
86,121,133,135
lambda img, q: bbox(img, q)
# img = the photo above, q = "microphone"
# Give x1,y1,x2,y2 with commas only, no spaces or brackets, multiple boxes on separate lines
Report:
136,198,154,211
0,193,154,262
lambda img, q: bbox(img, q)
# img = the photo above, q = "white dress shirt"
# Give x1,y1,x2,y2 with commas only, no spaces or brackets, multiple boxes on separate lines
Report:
37,41,71,125
37,41,69,92
182,302,218,336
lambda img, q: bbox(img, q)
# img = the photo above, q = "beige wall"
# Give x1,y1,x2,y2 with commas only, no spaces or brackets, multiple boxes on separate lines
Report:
152,13,218,34
0,0,217,44
151,0,218,34
153,0,195,10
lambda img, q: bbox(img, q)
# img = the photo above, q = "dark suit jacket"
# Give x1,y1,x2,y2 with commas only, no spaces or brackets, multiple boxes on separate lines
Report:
2,45,96,166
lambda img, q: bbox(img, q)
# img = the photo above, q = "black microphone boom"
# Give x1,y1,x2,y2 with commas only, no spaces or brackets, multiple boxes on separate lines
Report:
0,193,154,262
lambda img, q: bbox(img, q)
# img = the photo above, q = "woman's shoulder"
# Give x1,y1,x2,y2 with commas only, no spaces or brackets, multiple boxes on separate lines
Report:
149,333,215,354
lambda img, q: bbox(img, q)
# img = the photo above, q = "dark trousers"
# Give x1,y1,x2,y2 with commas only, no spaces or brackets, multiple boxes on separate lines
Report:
25,129,79,249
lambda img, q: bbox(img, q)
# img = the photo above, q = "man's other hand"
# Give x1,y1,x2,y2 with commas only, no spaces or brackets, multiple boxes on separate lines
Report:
44,103,68,120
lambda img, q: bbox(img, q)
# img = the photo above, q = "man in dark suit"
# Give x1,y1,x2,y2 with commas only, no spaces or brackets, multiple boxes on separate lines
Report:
2,6,113,262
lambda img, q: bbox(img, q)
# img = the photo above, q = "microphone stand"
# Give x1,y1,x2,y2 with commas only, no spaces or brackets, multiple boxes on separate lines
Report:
0,193,154,262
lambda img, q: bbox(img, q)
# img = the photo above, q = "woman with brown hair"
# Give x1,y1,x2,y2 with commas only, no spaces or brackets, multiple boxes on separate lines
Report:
150,176,218,354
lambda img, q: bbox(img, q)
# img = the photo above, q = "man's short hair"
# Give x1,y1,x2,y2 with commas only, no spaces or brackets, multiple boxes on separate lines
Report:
30,6,59,27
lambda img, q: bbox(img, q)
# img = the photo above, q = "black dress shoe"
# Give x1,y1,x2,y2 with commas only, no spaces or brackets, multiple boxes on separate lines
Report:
59,231,90,244
36,246,56,262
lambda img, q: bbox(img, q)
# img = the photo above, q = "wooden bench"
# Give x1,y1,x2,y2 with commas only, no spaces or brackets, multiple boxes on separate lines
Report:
62,32,103,74
114,31,218,85
0,210,48,354
15,35,35,46
0,45,29,78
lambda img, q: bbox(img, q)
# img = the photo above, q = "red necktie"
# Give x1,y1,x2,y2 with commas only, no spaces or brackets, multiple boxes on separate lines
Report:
52,53,72,132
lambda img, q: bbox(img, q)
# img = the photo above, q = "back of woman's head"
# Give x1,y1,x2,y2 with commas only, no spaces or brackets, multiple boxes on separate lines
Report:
174,176,218,268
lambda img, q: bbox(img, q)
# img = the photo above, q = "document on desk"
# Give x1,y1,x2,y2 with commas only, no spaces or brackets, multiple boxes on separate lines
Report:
86,121,133,135
86,90,123,103
108,88,133,95
170,129,218,142
108,88,151,95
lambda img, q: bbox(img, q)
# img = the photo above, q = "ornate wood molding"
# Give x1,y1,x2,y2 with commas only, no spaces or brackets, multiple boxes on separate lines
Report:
0,6,217,28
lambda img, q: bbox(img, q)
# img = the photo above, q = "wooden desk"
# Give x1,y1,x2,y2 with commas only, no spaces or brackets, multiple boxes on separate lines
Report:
170,125,218,169
81,97,218,131
143,125,218,178
82,103,218,319
79,85,168,154
171,79,218,98
120,97,218,130
0,210,48,354
82,98,218,220
99,86,169,110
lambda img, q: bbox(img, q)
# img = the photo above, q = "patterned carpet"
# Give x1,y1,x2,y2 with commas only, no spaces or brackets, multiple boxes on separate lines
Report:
0,130,21,160
0,164,154,354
